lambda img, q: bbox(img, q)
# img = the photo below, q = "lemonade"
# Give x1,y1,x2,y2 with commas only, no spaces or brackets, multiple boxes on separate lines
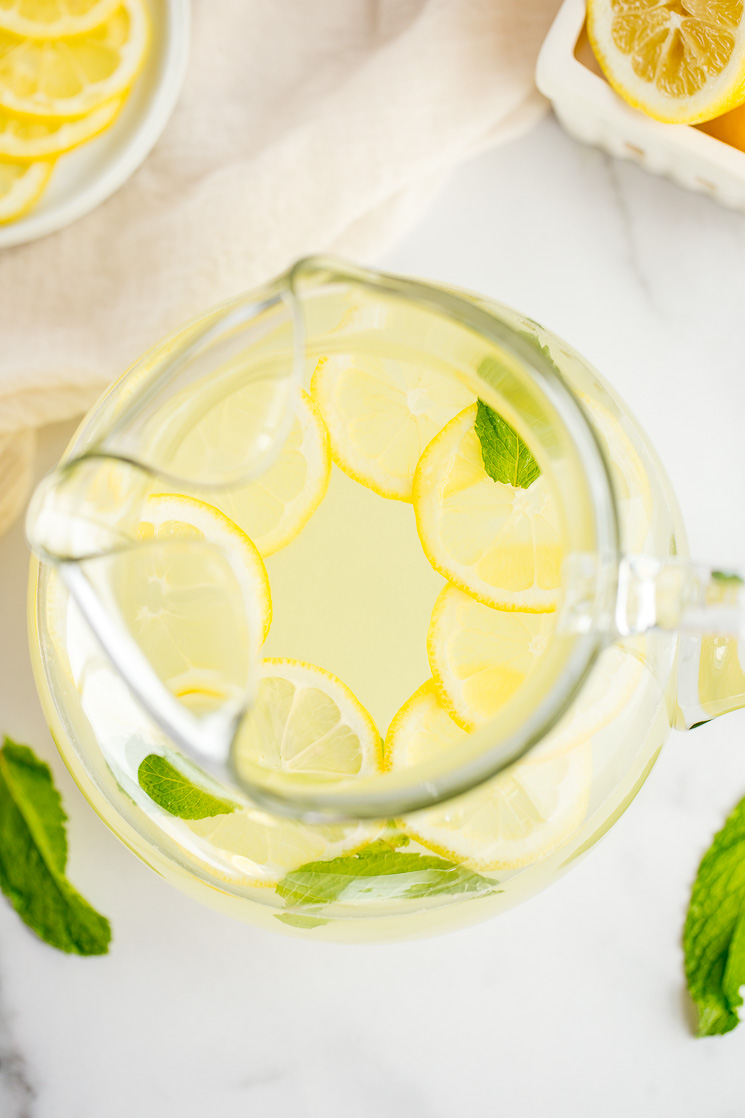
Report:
29,263,686,939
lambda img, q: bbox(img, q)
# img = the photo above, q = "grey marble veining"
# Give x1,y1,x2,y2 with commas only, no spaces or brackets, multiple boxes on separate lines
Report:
1,113,745,1117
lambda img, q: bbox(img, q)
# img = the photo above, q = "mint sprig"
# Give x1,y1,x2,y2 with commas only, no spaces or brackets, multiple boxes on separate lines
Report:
276,840,499,914
138,754,238,820
0,738,110,955
684,796,745,1035
475,400,540,489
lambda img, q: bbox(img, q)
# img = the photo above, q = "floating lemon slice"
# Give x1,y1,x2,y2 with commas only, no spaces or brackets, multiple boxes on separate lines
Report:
214,389,331,557
385,681,592,871
0,0,120,37
579,391,653,553
0,0,148,118
0,158,51,221
113,493,272,710
189,659,383,885
414,404,562,612
428,584,557,731
0,98,120,160
587,0,745,124
310,353,474,501
234,658,382,778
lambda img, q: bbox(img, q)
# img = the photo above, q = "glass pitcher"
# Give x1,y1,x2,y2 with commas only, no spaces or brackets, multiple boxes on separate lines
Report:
26,257,745,941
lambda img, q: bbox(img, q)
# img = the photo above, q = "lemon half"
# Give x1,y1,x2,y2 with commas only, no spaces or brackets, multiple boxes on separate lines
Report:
588,0,745,124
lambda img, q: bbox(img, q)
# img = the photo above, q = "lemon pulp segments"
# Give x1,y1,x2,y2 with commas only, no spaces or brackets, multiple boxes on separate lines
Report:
428,584,557,731
189,659,383,885
588,0,745,124
0,0,120,38
414,404,562,612
310,353,474,501
0,158,51,220
0,98,120,161
0,0,149,118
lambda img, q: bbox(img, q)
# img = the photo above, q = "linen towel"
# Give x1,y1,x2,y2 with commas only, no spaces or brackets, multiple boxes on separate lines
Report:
0,0,561,534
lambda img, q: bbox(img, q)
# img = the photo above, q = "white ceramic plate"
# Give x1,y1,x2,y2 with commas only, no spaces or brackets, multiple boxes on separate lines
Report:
0,0,190,248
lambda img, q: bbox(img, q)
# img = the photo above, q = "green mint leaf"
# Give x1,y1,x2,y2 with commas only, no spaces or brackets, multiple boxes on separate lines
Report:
274,913,329,930
711,570,744,586
475,399,540,489
138,754,238,820
276,840,499,911
0,738,111,956
684,796,745,1036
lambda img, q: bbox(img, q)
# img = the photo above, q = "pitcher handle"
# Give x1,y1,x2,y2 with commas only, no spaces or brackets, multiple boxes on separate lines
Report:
564,554,745,730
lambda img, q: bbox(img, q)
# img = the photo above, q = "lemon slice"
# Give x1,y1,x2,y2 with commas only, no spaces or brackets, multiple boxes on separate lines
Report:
414,404,562,611
310,353,474,501
579,392,653,553
587,0,745,124
0,0,120,37
428,584,556,731
214,389,331,557
0,98,120,160
0,157,51,221
386,681,592,871
116,493,272,706
188,659,383,885
234,658,383,777
0,0,149,119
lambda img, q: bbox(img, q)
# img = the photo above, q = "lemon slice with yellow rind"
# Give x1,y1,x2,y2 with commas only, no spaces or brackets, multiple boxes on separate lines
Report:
0,0,149,118
414,404,562,612
115,493,272,713
428,584,557,731
214,389,332,558
310,353,474,501
385,681,592,871
0,157,51,221
588,0,745,124
0,0,120,37
234,658,383,778
188,658,384,886
0,97,120,160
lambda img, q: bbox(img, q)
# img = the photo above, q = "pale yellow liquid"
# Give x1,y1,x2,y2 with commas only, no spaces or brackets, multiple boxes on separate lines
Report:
31,296,685,939
263,465,446,733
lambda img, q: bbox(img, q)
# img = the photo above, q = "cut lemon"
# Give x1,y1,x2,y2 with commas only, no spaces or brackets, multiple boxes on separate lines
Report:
188,658,384,885
428,584,556,731
579,391,653,553
0,97,120,160
587,0,745,124
386,681,591,871
0,0,120,37
310,353,474,501
0,0,149,119
212,389,331,558
414,404,562,611
537,642,646,760
114,493,272,708
0,157,51,221
234,658,383,778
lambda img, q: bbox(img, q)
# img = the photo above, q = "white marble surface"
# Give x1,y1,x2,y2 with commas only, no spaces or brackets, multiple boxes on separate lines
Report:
2,113,745,1117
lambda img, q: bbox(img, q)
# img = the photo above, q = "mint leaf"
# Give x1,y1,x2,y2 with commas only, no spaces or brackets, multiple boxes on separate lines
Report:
475,400,540,489
0,738,111,955
276,841,499,911
274,913,329,930
684,796,745,1035
138,754,238,820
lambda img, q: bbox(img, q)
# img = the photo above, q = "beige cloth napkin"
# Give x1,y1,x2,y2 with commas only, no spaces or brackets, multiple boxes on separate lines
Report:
0,0,561,534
